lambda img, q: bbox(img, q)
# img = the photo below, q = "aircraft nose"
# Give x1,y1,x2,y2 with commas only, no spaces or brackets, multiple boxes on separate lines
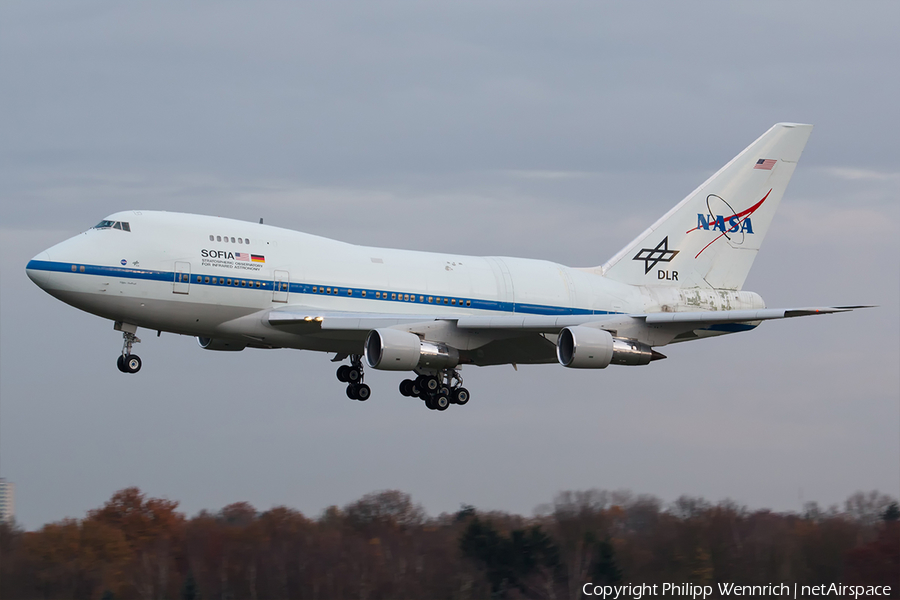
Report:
26,250,52,289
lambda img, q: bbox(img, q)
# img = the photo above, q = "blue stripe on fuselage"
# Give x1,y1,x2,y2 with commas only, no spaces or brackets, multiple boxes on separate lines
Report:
25,260,616,317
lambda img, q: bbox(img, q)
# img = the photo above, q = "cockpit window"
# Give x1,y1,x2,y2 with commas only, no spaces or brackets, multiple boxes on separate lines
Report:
93,220,131,231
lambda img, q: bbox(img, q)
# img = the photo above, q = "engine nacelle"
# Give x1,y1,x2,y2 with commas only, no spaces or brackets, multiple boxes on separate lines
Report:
556,326,658,368
197,337,247,351
364,328,459,371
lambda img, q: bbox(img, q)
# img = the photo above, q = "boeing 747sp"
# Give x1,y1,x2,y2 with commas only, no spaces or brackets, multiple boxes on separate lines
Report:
25,123,865,411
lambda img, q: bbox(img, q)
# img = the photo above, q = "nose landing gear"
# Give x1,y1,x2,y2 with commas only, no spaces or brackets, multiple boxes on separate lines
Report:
336,355,370,401
116,331,142,374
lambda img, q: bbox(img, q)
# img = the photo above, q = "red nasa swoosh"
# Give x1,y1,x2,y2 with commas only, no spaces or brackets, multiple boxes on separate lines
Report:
686,189,771,258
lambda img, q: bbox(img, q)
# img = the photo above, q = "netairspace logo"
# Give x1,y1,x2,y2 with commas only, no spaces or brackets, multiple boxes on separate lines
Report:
582,582,893,599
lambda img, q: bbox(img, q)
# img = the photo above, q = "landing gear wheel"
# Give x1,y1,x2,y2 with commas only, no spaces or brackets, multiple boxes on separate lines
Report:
424,395,436,410
346,384,359,400
435,395,450,411
452,387,470,406
424,377,439,392
355,384,371,401
124,354,142,374
400,379,414,397
337,365,351,382
346,367,361,383
118,330,142,373
438,386,451,399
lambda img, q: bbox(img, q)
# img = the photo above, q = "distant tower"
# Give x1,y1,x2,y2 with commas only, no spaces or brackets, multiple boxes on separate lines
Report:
0,478,14,523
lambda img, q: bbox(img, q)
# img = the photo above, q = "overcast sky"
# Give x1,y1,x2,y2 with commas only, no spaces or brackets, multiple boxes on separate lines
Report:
1,2,898,531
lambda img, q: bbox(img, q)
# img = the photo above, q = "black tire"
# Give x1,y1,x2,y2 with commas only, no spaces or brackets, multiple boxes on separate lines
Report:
337,365,351,382
347,368,361,383
453,387,470,406
399,379,413,397
346,384,359,400
435,395,450,410
116,355,127,373
125,354,142,374
356,384,371,401
411,383,422,396
425,377,439,392
425,395,437,410
439,386,451,399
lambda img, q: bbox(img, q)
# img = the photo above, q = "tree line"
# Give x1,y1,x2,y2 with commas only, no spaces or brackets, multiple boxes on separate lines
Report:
1,487,897,599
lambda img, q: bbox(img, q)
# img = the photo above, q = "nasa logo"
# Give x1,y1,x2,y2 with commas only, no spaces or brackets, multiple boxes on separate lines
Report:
201,249,235,260
120,259,127,265
695,214,754,234
685,190,770,258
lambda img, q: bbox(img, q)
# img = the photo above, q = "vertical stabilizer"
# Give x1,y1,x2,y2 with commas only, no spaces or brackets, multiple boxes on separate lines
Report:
596,123,812,290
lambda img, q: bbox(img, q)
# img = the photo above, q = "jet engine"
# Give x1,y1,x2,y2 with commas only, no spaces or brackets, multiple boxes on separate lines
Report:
197,337,247,351
364,328,459,371
556,326,663,368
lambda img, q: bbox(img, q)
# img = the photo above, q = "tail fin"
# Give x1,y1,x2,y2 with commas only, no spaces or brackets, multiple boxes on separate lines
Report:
597,123,812,290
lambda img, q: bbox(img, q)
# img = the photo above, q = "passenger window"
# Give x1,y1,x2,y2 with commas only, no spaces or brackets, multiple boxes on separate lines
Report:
419,296,424,302
231,237,235,243
196,276,201,282
245,238,250,244
226,279,232,285
403,294,409,301
451,299,456,305
72,265,77,271
205,277,210,283
392,293,397,300
466,300,471,306
217,236,221,242
444,298,448,304
428,297,433,303
255,282,260,288
210,235,214,241
361,290,366,297
375,292,380,298
238,238,243,244
80,266,85,273
313,286,318,293
347,289,352,296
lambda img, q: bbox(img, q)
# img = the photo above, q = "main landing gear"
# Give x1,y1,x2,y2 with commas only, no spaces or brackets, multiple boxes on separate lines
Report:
336,355,371,401
116,331,142,374
399,369,469,412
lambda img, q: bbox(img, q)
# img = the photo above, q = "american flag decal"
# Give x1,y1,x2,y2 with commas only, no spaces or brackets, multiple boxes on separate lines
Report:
754,158,776,170
235,253,250,262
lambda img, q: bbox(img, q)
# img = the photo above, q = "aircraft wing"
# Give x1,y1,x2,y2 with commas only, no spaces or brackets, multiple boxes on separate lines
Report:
267,305,868,335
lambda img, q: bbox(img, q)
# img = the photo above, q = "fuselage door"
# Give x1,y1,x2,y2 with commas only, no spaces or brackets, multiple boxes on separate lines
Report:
273,270,290,303
174,261,191,294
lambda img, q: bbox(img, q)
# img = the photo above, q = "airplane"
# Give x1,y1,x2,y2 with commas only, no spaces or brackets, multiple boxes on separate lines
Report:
25,123,866,411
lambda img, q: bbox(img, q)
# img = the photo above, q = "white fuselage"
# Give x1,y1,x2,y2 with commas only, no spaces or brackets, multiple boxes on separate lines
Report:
26,210,765,359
